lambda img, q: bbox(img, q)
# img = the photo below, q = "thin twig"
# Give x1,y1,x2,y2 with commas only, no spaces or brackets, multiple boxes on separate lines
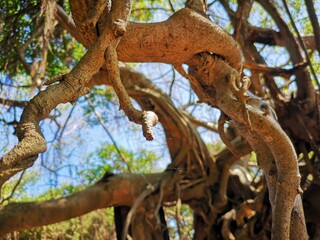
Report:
86,97,132,172
154,176,167,218
168,0,176,12
45,102,76,156
281,0,320,87
169,65,176,98
175,183,182,240
243,61,308,78
122,182,156,240
183,111,218,132
304,0,320,54
0,170,26,204
58,102,77,140
0,98,28,108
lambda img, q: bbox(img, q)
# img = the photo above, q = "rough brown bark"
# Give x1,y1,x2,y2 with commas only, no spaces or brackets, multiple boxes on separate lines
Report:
0,1,313,239
187,53,304,239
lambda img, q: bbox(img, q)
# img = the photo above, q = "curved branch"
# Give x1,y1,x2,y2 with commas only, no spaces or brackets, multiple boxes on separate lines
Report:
88,65,216,177
218,78,299,240
70,4,242,71
187,54,303,239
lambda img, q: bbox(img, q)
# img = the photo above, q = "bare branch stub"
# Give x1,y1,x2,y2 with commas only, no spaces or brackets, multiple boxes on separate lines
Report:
80,0,159,140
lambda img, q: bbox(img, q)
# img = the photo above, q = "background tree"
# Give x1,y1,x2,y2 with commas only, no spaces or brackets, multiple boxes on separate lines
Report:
0,0,319,239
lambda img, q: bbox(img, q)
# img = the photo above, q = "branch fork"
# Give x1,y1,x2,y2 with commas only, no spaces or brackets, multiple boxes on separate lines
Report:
79,0,159,140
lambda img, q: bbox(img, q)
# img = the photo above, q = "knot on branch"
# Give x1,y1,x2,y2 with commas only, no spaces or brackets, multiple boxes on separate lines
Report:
186,0,207,16
43,73,66,86
227,74,251,104
142,111,158,141
246,95,277,119
66,85,91,105
74,86,90,101
15,122,42,140
111,19,127,38
80,0,109,32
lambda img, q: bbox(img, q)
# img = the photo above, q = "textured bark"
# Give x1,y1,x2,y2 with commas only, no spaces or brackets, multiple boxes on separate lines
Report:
0,66,216,235
0,0,313,239
0,172,176,235
187,54,305,239
0,1,241,185
70,1,242,71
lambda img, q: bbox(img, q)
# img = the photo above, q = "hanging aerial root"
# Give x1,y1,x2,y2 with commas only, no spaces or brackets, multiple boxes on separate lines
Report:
226,74,253,129
142,111,158,141
174,64,208,101
186,54,303,239
105,46,158,140
218,113,241,157
122,182,156,240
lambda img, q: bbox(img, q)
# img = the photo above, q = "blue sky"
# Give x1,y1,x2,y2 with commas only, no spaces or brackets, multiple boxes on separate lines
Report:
1,0,319,199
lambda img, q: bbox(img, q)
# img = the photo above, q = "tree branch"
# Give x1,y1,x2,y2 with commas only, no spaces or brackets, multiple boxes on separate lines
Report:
0,3,241,184
281,0,319,87
54,5,89,47
0,98,28,108
247,26,317,50
304,0,320,54
243,61,308,78
0,172,175,235
257,0,315,112
70,4,242,71
187,53,304,239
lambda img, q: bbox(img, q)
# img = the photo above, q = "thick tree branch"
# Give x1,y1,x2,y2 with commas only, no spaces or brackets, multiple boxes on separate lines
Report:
187,54,304,239
0,172,182,236
70,4,242,71
0,62,226,235
1,2,310,239
1,4,241,185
